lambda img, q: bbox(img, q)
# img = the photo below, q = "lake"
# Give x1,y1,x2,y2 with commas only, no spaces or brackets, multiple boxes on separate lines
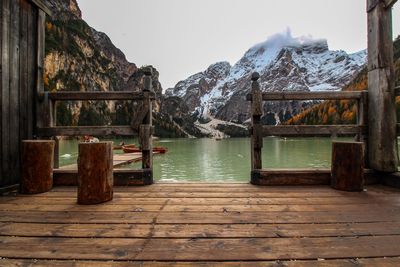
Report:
59,137,340,182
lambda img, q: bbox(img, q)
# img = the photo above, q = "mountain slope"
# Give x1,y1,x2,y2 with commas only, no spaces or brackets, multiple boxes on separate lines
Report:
286,37,400,126
44,0,199,137
166,31,366,125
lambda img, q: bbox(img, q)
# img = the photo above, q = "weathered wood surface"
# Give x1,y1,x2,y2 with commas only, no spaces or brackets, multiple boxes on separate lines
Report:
1,0,47,189
140,69,154,172
20,140,54,194
30,0,52,15
1,0,10,187
47,91,155,101
60,152,143,169
246,91,364,101
262,125,364,137
250,72,263,171
367,0,399,172
331,142,364,191
53,168,153,186
77,142,113,204
2,258,400,267
37,126,138,137
0,184,400,264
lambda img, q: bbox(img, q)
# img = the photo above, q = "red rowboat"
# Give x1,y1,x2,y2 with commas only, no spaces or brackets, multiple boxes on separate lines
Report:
122,144,167,154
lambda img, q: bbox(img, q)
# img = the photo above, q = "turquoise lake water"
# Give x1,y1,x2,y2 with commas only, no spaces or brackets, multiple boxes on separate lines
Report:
59,137,341,182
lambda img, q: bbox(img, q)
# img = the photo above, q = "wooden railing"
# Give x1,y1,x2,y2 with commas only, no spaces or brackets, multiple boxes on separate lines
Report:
247,72,369,184
35,68,155,185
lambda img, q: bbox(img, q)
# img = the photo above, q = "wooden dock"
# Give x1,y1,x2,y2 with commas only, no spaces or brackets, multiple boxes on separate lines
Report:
1,184,400,265
60,152,144,169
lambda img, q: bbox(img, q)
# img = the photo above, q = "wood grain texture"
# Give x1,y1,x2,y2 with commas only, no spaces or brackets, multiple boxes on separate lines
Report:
1,258,400,267
247,91,363,101
77,142,113,204
262,125,363,137
37,126,138,137
1,0,10,186
47,91,155,101
367,0,399,172
0,184,400,264
331,142,364,191
20,140,54,194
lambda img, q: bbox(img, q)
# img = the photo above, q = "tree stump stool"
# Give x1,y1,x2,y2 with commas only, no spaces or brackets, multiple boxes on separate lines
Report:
78,142,113,204
20,140,55,194
331,141,364,191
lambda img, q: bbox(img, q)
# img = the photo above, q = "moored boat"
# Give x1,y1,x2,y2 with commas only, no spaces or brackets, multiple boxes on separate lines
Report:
122,145,168,154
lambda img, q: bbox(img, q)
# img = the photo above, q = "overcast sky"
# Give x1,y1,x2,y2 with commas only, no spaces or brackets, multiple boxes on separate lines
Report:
76,0,400,89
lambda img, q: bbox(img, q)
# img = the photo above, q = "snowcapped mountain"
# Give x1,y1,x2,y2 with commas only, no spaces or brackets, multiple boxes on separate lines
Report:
165,31,366,124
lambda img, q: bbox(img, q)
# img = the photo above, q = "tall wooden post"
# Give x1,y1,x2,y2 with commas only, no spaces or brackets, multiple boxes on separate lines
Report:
250,72,263,172
357,91,369,167
140,67,153,184
367,0,398,172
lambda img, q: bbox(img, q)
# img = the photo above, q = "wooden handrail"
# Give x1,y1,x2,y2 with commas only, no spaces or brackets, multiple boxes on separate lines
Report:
44,91,156,101
246,91,364,101
37,126,138,137
261,125,365,137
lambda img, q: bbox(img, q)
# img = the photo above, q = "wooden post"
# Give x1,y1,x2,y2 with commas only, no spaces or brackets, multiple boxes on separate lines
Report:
250,72,263,173
53,136,60,169
367,0,399,172
20,140,55,194
77,142,113,204
331,141,364,191
35,10,46,131
357,91,369,167
140,67,153,175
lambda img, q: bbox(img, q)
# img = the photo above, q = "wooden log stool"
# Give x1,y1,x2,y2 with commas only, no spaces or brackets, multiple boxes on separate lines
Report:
20,140,55,194
331,141,364,191
78,142,113,204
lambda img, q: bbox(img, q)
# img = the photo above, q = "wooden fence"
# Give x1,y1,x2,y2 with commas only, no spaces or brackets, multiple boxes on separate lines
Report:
246,72,376,185
36,68,155,186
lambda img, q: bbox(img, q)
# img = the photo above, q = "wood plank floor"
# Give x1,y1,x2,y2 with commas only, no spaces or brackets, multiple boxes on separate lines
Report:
60,152,144,169
1,184,400,266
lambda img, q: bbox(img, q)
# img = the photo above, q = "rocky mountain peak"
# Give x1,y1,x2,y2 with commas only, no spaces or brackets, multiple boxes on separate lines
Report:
168,31,367,123
46,0,82,20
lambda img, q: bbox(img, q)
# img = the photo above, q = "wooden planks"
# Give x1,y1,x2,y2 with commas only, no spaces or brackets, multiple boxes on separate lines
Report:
262,125,363,137
47,91,155,101
1,236,400,261
1,0,39,188
0,184,400,264
37,126,138,137
2,258,400,267
1,0,11,187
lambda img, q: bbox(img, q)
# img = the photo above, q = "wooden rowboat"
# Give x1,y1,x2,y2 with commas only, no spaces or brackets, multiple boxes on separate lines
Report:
122,145,168,154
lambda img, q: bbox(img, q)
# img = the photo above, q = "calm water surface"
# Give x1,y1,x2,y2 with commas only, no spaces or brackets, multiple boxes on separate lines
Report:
59,137,339,182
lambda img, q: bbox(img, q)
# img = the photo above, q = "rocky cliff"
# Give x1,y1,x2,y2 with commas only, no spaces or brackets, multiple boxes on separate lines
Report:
166,31,367,126
44,0,197,137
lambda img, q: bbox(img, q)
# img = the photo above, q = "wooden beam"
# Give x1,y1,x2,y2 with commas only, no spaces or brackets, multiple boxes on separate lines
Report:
29,0,52,16
262,125,364,137
36,126,138,137
251,169,378,186
46,91,155,101
53,169,153,186
367,0,398,172
384,0,398,9
0,184,19,195
250,72,263,171
246,91,363,101
381,172,400,188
